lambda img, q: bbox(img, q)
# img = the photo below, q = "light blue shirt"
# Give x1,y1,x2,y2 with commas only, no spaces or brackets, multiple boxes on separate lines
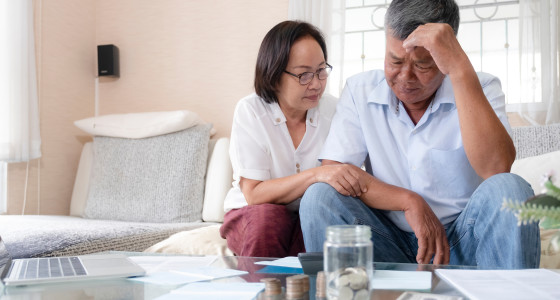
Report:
320,70,511,232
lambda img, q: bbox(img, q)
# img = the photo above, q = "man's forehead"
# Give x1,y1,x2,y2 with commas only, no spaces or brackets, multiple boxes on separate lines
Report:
386,36,433,62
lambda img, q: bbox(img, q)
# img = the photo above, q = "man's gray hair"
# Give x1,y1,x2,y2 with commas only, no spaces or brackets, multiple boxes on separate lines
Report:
385,0,460,39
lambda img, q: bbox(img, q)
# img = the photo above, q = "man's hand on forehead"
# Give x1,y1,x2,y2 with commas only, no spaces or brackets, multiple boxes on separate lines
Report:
401,23,470,76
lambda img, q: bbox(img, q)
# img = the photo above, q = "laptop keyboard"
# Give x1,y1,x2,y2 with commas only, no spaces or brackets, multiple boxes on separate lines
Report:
18,257,87,279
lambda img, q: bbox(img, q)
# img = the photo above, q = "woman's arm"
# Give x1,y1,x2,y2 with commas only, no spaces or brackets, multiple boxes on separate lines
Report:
240,163,369,205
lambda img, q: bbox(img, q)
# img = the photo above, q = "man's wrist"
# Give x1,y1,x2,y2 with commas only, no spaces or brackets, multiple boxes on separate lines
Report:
401,191,425,212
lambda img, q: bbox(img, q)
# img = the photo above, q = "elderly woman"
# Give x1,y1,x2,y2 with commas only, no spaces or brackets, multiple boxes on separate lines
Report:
220,21,367,258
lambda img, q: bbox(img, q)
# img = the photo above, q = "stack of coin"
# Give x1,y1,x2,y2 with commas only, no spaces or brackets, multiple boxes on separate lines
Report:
327,267,370,300
293,274,310,300
260,278,282,299
316,271,327,299
286,275,304,300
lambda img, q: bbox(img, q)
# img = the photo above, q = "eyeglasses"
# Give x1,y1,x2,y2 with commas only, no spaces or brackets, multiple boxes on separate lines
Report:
284,63,333,85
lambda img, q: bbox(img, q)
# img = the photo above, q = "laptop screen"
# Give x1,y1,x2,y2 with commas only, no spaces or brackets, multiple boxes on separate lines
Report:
0,236,12,279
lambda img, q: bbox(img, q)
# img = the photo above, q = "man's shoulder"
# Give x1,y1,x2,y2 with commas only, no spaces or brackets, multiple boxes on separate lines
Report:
475,72,501,87
346,69,386,88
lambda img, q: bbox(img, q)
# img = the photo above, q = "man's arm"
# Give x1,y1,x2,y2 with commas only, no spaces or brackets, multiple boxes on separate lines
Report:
402,23,516,179
322,160,450,265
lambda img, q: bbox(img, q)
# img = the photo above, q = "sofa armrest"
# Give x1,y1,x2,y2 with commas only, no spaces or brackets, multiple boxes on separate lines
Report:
202,138,232,222
70,142,93,216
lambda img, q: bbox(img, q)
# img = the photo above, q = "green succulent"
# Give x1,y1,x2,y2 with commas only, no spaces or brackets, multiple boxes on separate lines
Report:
503,176,560,229
502,174,560,250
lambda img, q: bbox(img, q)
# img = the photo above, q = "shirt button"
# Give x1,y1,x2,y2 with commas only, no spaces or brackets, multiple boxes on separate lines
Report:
275,118,281,122
296,168,301,173
309,118,313,123
410,166,416,171
296,163,300,168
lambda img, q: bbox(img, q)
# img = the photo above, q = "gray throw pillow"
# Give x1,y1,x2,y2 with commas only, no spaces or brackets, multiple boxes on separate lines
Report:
83,124,211,223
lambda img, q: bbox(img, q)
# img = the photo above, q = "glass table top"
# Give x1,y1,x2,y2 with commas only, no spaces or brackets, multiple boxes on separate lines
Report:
0,253,474,300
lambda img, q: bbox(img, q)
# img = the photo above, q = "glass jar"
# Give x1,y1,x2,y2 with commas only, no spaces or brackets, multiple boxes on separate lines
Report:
324,225,373,300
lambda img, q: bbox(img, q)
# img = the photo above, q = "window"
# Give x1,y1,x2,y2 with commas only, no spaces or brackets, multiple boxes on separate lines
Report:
343,0,529,110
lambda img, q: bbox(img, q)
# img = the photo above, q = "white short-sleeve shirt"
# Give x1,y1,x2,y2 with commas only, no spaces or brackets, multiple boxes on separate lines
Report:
223,93,337,212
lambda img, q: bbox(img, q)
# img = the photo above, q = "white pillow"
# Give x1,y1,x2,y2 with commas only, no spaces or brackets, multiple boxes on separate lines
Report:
511,150,560,194
74,110,211,139
144,225,234,256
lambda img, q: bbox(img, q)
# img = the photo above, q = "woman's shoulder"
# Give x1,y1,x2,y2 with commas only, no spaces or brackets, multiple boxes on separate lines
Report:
235,93,269,113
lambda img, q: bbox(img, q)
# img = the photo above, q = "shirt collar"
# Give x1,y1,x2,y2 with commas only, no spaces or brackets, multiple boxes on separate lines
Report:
367,75,456,115
270,101,319,127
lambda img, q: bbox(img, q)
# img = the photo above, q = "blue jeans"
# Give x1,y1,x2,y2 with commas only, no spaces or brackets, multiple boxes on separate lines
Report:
299,173,540,269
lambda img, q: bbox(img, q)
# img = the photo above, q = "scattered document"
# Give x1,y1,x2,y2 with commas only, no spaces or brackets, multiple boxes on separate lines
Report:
128,255,217,273
373,270,432,291
255,256,302,269
435,268,560,300
154,282,265,300
127,256,247,286
128,267,248,286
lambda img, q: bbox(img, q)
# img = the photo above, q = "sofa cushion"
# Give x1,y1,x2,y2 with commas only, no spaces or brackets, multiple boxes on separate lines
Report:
74,110,215,139
0,215,215,258
144,224,233,256
511,150,560,193
83,124,211,223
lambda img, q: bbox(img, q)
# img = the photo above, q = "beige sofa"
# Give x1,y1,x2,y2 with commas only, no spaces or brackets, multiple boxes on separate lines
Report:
1,116,558,269
0,111,234,258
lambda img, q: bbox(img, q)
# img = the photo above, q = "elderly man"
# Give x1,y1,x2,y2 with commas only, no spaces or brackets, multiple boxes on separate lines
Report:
299,0,540,269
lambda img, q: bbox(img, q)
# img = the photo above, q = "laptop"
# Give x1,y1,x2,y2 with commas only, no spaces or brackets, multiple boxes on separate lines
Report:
0,235,146,286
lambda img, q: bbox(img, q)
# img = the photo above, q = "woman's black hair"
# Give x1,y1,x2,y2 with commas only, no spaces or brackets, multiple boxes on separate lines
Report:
254,21,327,104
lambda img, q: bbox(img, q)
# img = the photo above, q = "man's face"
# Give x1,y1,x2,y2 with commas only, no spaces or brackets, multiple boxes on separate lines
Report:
384,33,445,106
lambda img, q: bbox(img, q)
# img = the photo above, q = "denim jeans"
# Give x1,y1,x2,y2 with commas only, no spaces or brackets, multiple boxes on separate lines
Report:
299,173,541,269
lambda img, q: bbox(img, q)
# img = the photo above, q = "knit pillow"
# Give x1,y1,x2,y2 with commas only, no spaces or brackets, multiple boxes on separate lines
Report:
83,124,211,223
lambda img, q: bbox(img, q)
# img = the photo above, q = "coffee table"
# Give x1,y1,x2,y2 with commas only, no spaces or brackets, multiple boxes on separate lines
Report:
0,253,473,299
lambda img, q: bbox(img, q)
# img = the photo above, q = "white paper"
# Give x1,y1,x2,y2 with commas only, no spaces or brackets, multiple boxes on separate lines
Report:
128,271,209,286
127,256,247,286
254,256,302,268
435,268,560,300
168,282,265,300
128,255,217,274
373,270,432,290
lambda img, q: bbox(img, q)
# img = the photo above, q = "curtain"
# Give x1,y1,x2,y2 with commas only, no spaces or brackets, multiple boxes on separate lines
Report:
288,0,346,97
0,0,41,162
518,0,560,125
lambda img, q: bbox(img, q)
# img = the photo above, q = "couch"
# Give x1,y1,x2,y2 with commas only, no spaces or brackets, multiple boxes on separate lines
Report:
0,111,234,258
1,112,558,267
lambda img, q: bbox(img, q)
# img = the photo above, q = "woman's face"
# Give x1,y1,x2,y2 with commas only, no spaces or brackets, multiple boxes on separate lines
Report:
276,36,327,114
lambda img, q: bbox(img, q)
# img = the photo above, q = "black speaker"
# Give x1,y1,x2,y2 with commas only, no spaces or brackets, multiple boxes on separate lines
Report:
97,44,119,77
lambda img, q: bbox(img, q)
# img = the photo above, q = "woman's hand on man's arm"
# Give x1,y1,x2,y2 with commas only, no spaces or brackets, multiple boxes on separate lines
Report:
315,160,370,197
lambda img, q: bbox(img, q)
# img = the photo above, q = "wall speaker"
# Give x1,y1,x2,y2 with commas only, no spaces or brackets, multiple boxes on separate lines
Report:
97,44,119,77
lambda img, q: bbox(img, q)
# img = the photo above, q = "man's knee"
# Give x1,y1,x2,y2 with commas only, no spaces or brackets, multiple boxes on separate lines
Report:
300,182,339,213
476,173,534,204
